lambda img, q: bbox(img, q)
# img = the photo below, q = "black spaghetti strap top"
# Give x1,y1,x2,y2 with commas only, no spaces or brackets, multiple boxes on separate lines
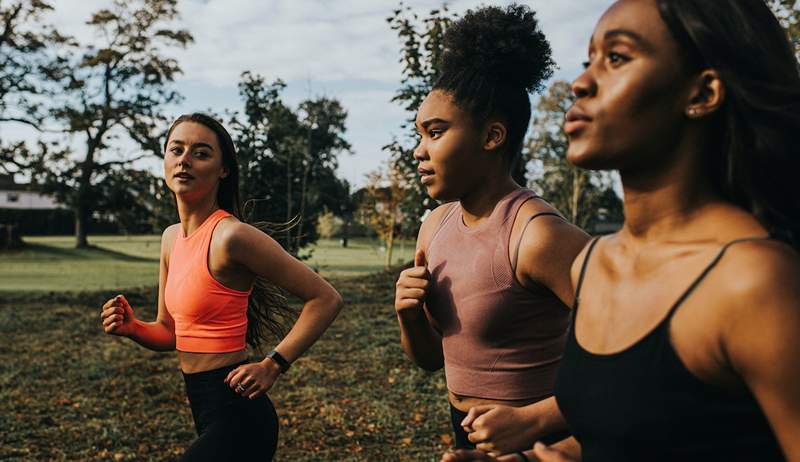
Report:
554,237,785,461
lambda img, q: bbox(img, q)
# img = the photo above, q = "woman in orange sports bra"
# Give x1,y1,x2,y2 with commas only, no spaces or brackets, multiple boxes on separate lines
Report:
99,113,343,461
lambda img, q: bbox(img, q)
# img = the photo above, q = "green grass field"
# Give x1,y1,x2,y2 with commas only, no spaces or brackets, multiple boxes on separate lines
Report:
0,236,452,461
0,236,416,292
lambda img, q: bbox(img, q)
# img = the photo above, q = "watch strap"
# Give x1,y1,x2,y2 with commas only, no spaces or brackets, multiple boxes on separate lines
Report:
267,350,290,373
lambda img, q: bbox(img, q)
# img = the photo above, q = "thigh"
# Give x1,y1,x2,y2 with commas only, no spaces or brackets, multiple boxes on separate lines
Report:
181,395,279,462
450,404,476,450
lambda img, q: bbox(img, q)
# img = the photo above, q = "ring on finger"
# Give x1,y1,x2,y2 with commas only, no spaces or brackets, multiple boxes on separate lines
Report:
236,383,247,393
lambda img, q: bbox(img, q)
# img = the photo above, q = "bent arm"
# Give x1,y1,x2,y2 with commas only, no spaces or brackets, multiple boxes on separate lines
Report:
127,227,176,351
229,224,343,364
398,302,444,371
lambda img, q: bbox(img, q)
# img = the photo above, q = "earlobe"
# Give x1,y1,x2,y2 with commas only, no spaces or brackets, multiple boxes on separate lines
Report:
686,69,725,119
484,122,508,151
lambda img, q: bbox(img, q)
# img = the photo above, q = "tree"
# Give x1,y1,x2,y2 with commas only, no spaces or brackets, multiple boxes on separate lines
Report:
39,0,192,247
526,81,622,231
0,1,70,181
229,72,351,254
768,0,800,61
360,161,409,269
384,3,454,235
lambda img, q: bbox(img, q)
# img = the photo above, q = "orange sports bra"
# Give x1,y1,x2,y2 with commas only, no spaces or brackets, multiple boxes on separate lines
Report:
165,209,252,353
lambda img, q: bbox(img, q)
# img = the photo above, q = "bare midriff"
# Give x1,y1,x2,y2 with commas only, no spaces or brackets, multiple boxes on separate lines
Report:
177,349,249,374
448,390,546,412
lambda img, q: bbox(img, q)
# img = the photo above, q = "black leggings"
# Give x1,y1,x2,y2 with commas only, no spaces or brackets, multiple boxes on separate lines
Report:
181,362,279,462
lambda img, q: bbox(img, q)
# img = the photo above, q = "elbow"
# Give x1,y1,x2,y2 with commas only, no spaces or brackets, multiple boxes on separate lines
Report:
324,289,344,318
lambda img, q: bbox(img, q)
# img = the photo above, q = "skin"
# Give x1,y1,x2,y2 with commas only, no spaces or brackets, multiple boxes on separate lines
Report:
394,89,587,432
100,121,343,400
451,0,800,460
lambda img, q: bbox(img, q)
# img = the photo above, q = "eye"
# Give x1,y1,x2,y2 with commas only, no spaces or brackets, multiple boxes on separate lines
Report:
194,151,210,158
582,61,590,69
429,128,444,139
608,51,630,66
170,146,182,155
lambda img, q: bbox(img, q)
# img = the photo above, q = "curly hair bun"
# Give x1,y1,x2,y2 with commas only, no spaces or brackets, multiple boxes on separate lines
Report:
439,4,554,93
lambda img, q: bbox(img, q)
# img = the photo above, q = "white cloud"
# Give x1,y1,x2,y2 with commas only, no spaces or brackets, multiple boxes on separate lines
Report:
43,0,615,187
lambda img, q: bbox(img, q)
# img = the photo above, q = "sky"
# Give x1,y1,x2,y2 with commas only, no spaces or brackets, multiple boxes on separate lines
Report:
41,0,615,187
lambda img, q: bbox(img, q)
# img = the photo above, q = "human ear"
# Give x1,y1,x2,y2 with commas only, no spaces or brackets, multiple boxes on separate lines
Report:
685,69,725,119
484,121,508,152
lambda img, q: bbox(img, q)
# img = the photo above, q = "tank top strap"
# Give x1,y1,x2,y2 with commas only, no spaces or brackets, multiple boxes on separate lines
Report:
427,201,460,249
573,236,602,311
664,235,773,321
199,209,232,246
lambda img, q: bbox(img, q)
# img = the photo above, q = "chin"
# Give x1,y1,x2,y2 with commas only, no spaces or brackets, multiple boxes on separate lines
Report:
567,143,617,171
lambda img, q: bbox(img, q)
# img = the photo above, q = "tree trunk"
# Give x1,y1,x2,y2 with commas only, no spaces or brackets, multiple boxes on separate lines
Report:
75,141,98,249
285,151,293,252
570,167,581,225
340,219,349,248
385,212,396,269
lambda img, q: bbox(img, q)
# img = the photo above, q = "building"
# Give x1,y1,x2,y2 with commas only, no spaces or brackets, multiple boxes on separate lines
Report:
0,174,61,210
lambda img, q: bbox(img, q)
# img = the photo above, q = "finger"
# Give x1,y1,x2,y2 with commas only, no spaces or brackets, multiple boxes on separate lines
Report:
400,276,430,290
468,430,488,444
399,288,426,300
102,314,120,328
533,442,567,462
396,299,423,311
414,248,427,267
442,450,496,462
462,405,493,428
102,298,117,310
227,368,248,388
246,385,263,400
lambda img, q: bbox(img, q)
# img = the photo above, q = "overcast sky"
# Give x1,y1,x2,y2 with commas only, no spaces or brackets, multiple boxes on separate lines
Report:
44,0,615,187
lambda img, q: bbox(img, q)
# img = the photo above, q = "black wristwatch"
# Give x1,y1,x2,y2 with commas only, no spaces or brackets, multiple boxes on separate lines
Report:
266,350,290,374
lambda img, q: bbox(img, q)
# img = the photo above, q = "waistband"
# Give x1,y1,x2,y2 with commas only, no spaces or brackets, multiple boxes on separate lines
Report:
182,360,247,389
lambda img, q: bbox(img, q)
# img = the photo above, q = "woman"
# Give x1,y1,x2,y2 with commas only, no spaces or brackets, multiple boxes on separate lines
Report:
444,0,800,461
99,113,343,461
394,3,589,453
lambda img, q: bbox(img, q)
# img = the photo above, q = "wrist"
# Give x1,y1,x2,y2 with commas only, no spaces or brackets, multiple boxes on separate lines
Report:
264,349,291,374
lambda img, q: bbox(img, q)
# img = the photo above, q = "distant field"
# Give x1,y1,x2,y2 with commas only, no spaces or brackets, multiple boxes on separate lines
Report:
0,236,415,292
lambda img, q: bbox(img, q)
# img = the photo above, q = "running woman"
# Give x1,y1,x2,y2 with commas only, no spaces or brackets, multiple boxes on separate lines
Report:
100,113,343,461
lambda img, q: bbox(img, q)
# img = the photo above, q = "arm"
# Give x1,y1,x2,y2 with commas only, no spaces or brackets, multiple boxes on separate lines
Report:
100,226,176,351
723,243,800,460
226,222,343,366
395,205,451,371
514,203,590,306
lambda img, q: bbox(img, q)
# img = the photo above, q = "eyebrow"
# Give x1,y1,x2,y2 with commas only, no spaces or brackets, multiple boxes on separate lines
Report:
417,117,450,130
168,140,214,150
603,28,650,49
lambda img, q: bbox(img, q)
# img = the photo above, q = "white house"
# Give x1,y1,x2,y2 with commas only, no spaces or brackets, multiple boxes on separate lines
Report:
0,174,62,210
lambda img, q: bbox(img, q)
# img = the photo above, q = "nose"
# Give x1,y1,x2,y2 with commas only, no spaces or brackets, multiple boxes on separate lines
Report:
572,67,596,100
413,139,428,162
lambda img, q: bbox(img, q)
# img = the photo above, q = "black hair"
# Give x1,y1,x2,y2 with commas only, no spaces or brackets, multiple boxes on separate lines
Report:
434,4,554,164
165,113,296,350
656,0,800,248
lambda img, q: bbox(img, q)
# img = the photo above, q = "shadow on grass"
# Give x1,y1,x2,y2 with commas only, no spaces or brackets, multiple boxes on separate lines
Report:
14,242,158,263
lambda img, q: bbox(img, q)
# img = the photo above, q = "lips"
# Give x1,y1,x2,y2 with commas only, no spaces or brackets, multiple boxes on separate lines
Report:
173,172,194,180
564,106,593,135
418,166,434,185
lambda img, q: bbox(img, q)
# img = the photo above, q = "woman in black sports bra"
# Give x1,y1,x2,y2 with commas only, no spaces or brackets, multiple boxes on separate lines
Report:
442,0,800,461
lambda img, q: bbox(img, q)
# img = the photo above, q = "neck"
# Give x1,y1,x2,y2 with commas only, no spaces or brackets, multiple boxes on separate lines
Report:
618,147,716,244
176,194,220,236
459,175,519,227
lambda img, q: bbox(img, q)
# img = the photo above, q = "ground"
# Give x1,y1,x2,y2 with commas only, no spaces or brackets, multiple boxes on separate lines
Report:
0,237,453,461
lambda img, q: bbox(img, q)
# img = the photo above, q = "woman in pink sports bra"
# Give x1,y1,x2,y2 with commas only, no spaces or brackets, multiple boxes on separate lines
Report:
99,113,343,461
393,5,588,460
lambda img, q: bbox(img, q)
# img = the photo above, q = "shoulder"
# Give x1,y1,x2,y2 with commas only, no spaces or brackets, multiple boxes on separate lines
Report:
160,223,181,257
417,202,458,249
713,240,800,366
516,198,589,266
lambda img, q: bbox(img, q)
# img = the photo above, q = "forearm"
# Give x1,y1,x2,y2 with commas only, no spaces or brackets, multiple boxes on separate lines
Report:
270,292,343,364
549,437,581,459
128,319,176,351
398,310,444,371
526,396,569,437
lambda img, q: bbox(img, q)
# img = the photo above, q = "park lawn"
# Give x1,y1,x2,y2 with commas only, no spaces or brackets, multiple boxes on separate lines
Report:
0,236,416,292
0,270,453,461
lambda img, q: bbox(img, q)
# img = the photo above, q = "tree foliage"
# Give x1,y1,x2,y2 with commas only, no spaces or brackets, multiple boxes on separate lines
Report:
360,162,409,268
384,3,454,236
768,0,800,61
229,72,351,254
526,81,622,231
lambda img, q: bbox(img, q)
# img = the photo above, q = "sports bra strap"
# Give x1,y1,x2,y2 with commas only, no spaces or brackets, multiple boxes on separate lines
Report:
573,236,602,310
664,235,772,320
511,212,565,272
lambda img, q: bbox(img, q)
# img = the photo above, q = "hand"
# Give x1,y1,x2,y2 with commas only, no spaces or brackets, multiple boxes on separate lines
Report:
464,405,537,455
441,449,531,462
395,249,430,319
224,359,280,399
100,294,136,337
533,442,576,462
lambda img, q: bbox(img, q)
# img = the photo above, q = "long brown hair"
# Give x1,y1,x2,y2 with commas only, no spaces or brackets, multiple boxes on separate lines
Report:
165,113,297,350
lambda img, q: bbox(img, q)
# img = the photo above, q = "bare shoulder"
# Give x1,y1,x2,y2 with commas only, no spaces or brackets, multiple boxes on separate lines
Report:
417,202,457,250
161,223,181,258
213,217,276,252
516,198,590,267
714,240,800,362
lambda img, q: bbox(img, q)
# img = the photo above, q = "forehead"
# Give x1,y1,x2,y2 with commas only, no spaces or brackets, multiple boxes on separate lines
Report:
168,121,219,146
592,0,673,50
416,90,467,125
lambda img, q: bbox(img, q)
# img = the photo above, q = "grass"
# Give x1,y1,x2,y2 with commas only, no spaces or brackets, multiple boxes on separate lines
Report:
0,236,452,461
0,236,416,292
